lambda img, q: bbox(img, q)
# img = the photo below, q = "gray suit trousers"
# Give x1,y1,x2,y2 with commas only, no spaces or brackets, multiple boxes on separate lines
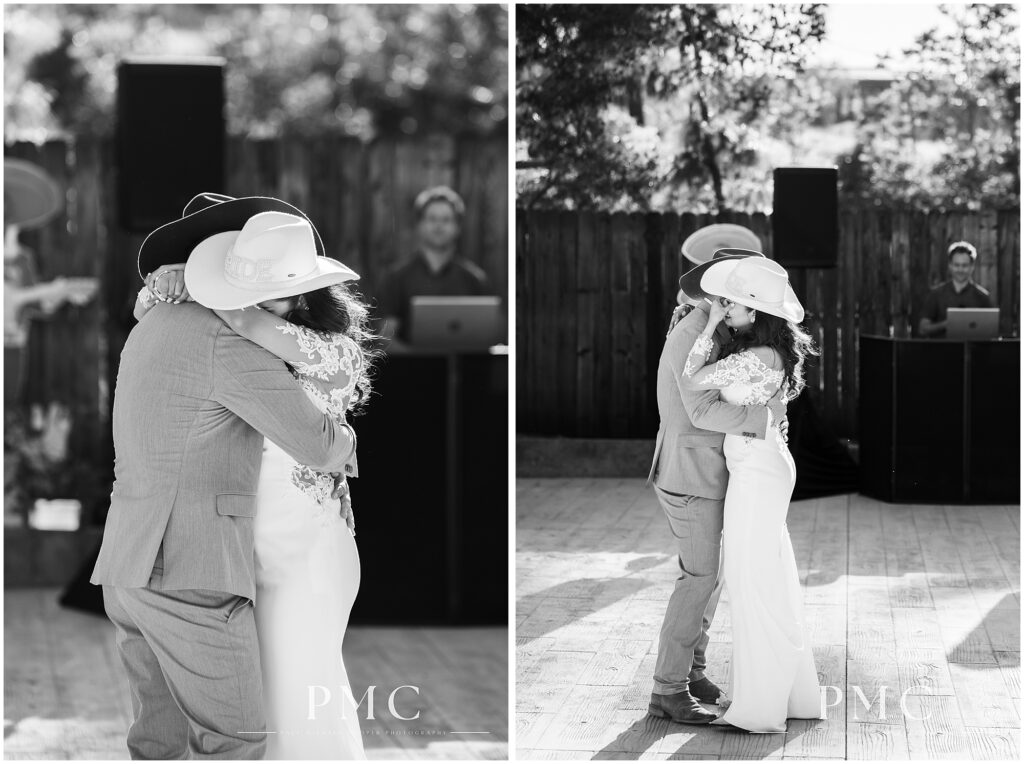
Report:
652,487,725,695
103,564,266,759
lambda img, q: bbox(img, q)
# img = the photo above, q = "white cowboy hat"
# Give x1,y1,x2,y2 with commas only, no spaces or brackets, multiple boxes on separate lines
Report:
681,223,762,266
184,210,359,310
4,158,63,230
700,256,804,323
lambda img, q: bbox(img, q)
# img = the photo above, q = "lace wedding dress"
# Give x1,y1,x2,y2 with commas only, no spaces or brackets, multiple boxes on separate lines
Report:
684,336,823,733
254,325,367,759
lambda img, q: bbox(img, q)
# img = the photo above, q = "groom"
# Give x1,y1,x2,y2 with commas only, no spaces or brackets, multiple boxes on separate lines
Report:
647,248,787,725
91,194,356,759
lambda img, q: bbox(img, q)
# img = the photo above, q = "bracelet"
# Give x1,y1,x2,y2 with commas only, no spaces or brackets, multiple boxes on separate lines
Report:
150,269,180,301
153,271,171,300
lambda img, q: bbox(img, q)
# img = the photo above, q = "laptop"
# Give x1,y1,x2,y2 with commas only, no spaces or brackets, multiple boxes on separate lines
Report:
409,296,502,350
946,307,999,339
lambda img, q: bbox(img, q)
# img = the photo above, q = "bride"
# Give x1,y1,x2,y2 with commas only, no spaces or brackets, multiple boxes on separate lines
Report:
138,211,374,759
680,256,824,733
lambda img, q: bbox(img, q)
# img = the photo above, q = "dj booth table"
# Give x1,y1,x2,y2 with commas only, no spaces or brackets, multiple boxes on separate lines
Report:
347,347,508,624
859,335,1020,504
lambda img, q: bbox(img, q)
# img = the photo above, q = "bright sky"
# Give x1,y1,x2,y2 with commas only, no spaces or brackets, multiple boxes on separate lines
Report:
812,2,956,70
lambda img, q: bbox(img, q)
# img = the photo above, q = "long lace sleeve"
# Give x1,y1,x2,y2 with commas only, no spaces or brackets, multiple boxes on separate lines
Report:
683,334,714,377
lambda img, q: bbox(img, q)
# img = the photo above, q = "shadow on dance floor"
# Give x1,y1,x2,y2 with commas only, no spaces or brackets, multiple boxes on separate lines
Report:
3,588,508,760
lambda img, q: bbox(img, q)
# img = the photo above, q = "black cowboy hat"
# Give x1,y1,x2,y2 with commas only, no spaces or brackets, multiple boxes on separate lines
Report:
679,247,766,302
136,192,325,279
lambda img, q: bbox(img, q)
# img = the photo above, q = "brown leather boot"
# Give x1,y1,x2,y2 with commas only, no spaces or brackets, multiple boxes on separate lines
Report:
648,691,717,724
688,676,723,705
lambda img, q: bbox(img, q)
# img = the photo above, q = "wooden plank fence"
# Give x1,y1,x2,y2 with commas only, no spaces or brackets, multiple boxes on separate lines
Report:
517,208,1020,439
5,135,507,521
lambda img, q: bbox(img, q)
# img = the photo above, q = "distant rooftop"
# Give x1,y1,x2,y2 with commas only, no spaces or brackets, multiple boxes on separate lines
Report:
810,65,900,81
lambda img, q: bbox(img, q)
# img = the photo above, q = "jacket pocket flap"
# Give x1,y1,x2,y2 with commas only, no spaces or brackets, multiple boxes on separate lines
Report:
676,431,725,447
216,493,257,518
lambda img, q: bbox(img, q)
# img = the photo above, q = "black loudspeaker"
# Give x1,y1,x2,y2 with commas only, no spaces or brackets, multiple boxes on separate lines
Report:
116,59,226,233
772,167,838,267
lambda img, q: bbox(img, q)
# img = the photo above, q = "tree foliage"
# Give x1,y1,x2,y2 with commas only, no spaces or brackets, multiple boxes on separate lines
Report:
517,3,826,211
840,4,1020,209
5,3,508,141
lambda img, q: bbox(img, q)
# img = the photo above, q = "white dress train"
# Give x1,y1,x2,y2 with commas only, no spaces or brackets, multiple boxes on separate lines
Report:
254,327,367,759
684,336,823,733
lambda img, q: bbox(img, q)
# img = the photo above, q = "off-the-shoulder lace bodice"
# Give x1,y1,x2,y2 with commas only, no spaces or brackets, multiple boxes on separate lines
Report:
684,334,791,448
275,324,364,518
685,334,788,406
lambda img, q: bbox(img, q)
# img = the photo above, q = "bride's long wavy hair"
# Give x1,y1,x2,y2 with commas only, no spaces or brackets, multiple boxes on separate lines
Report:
281,282,380,414
720,308,818,400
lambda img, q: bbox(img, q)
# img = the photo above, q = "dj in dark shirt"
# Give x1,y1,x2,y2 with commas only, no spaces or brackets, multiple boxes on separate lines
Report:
919,241,995,339
376,186,493,346
377,253,491,343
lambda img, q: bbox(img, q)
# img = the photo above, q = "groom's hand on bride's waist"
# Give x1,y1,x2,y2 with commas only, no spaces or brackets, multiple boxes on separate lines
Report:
330,473,355,531
331,472,349,500
766,392,789,444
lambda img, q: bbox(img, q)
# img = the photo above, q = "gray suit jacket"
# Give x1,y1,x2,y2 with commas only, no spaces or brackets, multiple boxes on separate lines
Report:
647,302,770,500
91,302,355,601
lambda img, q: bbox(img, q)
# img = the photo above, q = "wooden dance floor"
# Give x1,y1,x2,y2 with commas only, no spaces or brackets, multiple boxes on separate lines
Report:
516,478,1020,760
3,589,507,760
